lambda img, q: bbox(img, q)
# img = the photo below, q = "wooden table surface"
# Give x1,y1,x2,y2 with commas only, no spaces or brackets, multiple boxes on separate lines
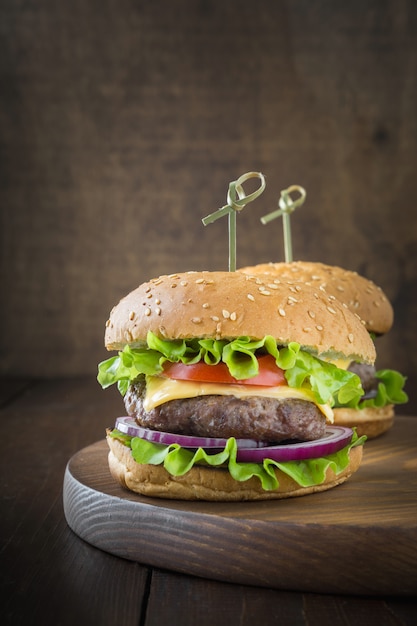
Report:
1,377,416,626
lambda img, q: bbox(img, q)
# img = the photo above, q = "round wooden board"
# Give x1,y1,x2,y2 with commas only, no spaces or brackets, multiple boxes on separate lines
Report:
63,416,417,595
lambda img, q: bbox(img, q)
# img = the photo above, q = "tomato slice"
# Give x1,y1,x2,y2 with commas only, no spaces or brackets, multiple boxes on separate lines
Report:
162,354,286,387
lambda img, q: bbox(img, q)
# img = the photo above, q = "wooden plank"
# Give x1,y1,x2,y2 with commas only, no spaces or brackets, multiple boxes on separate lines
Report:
302,595,409,626
145,570,307,626
2,513,149,626
63,416,417,596
0,378,148,626
140,570,417,626
143,573,417,626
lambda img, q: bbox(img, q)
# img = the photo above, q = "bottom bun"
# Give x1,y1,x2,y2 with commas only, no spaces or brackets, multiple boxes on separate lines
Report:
106,434,363,502
333,405,394,439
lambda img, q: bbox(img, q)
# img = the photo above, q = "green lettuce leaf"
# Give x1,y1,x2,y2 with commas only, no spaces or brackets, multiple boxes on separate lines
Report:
98,331,366,407
359,369,408,408
331,367,408,410
284,350,363,406
97,344,163,396
109,428,366,491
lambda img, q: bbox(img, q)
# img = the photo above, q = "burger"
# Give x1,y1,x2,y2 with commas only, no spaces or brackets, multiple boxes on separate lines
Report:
97,270,376,501
239,261,408,438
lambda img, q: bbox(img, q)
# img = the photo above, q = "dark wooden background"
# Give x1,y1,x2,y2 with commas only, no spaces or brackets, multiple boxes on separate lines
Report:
1,0,416,414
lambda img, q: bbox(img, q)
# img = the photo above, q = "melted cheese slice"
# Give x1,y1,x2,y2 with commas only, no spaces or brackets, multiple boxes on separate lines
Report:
144,376,334,422
326,358,351,370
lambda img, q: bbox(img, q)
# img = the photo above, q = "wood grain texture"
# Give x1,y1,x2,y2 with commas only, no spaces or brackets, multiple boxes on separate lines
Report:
0,1,416,413
63,416,417,596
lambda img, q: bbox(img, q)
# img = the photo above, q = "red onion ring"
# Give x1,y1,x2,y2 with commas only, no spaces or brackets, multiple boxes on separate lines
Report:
114,416,269,449
114,417,353,462
236,426,353,463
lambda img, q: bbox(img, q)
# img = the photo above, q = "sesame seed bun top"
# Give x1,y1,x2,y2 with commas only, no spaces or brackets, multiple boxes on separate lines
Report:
104,270,376,364
239,261,393,335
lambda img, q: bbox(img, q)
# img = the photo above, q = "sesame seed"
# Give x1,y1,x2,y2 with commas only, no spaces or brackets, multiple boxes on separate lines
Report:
180,281,188,286
146,293,152,298
171,283,177,288
308,310,316,319
303,327,312,332
230,312,237,321
211,316,220,322
145,286,151,293
336,285,344,292
316,324,324,331
105,319,110,327
260,290,271,296
153,279,163,285
195,278,204,284
278,308,286,317
155,299,161,305
202,303,209,308
222,309,230,319
155,307,161,316
373,301,380,307
191,317,202,324
247,293,255,301
129,311,135,321
327,306,337,314
267,283,279,289
348,333,354,343
124,330,133,342
287,296,298,304
145,308,151,316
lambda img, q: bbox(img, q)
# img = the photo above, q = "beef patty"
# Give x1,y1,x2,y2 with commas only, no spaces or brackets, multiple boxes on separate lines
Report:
124,377,326,443
348,362,378,398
